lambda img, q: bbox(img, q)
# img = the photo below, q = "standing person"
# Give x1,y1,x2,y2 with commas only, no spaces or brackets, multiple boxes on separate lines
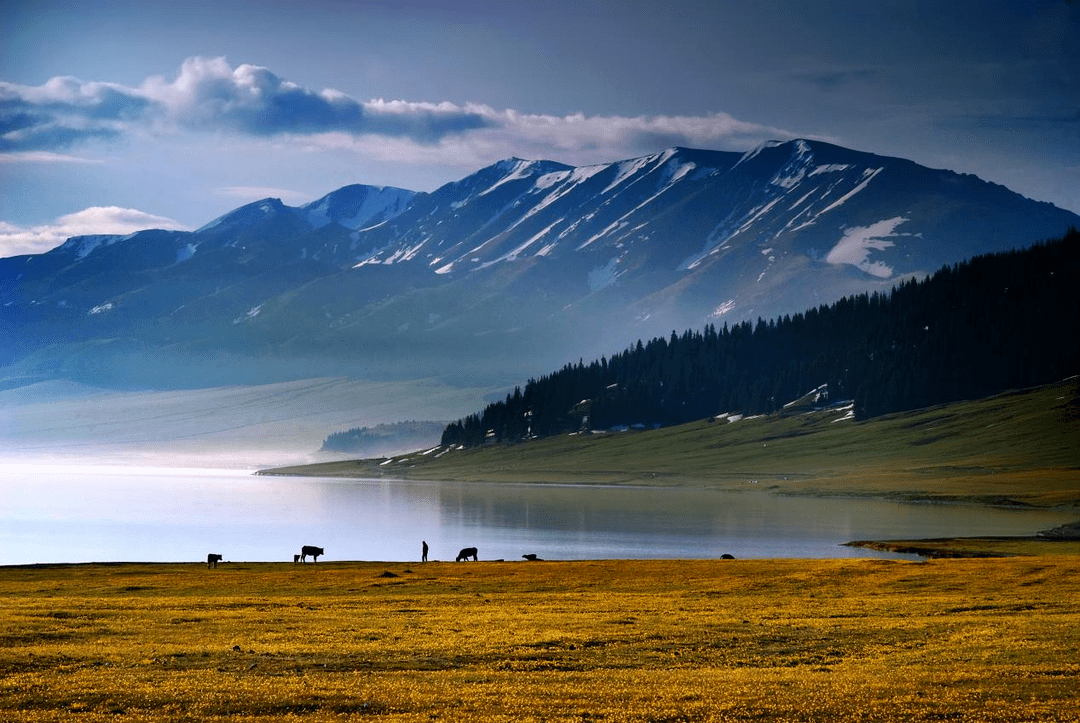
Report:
422,540,429,562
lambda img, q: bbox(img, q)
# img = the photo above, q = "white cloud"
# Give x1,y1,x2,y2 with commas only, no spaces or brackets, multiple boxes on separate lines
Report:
2,56,796,163
308,107,794,171
0,207,190,257
0,151,103,164
213,186,314,205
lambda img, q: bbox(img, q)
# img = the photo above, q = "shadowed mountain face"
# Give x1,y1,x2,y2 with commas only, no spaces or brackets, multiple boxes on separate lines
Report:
2,139,1078,391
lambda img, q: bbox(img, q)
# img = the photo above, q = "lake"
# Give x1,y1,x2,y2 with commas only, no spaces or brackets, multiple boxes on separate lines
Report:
1,464,1074,565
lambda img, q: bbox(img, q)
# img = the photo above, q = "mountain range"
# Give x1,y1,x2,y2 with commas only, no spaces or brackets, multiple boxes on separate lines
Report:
2,139,1078,396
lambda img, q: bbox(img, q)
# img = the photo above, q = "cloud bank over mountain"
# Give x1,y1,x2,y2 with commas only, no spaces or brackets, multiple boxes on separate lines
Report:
1,56,794,162
4,0,1077,249
0,207,190,257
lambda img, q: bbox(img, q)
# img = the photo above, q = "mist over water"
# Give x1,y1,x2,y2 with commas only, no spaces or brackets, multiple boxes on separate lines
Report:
0,377,491,469
2,465,1073,566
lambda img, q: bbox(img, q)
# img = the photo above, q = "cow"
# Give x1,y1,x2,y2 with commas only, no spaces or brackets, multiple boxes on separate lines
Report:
522,553,542,561
293,554,301,563
456,546,478,562
721,553,736,560
207,553,222,569
300,545,324,562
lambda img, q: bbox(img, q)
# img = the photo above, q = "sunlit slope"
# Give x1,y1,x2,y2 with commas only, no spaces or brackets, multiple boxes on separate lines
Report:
262,378,1080,508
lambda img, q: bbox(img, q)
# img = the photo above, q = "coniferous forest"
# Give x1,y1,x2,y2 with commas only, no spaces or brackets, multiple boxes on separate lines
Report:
322,421,446,454
442,229,1079,448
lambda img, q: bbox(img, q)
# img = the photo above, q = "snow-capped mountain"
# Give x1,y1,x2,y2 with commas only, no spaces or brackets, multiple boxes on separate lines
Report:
300,184,416,231
347,139,1076,324
2,140,1077,390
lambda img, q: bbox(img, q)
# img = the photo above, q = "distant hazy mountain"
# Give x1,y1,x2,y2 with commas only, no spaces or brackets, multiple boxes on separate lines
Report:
2,140,1077,391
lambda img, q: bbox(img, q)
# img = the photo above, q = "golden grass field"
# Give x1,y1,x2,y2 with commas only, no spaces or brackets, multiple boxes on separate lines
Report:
3,557,1079,721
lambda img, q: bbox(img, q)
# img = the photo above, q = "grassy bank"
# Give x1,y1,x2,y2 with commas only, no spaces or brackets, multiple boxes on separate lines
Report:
262,378,1080,509
2,558,1079,721
846,537,1080,558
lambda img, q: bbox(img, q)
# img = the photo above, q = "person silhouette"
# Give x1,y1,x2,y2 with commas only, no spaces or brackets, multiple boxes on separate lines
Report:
422,540,429,562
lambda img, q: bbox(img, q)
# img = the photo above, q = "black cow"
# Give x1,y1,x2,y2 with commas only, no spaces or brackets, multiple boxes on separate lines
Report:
721,553,736,560
301,545,324,562
521,553,542,561
293,554,301,563
456,546,478,562
207,553,222,569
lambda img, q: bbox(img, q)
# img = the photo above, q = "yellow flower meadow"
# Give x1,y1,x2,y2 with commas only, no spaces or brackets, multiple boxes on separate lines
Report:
1,557,1078,721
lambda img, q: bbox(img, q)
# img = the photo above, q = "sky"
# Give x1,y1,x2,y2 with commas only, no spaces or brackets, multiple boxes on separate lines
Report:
1,0,1077,257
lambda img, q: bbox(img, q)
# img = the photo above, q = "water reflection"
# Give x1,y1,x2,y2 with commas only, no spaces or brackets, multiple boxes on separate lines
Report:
1,465,1074,565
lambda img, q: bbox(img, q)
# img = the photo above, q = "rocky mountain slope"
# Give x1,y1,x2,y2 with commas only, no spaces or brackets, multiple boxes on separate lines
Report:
2,140,1077,391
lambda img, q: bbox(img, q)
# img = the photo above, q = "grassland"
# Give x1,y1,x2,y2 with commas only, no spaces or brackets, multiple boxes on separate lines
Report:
3,558,1079,722
262,378,1080,510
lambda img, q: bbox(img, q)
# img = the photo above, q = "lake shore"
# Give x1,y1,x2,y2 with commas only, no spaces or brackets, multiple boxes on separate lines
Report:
845,536,1080,558
258,378,1080,511
3,557,1078,721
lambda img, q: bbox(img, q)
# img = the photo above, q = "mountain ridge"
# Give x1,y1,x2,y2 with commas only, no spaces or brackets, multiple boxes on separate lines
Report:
2,139,1077,390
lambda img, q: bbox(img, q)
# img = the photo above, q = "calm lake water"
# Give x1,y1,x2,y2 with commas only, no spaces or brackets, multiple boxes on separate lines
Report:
1,464,1074,565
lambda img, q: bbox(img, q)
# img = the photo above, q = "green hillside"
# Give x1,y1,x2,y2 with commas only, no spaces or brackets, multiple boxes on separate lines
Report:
260,377,1080,509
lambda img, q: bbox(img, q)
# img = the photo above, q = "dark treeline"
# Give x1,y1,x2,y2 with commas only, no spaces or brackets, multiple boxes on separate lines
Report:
442,230,1079,448
322,420,445,453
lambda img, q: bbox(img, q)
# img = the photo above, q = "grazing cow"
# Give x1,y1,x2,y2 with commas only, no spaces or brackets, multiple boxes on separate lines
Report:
522,553,542,561
300,545,324,562
207,553,222,569
721,553,735,560
456,546,478,562
293,554,301,563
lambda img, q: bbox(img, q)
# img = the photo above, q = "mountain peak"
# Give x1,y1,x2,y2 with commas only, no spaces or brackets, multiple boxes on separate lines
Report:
56,233,127,260
487,156,574,178
7,140,1079,395
734,138,814,167
300,184,417,230
197,197,289,233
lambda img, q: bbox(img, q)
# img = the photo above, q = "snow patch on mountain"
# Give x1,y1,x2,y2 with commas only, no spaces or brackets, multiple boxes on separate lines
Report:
783,383,829,409
303,186,414,230
818,167,882,216
176,243,197,263
196,198,289,235
59,234,124,260
733,140,786,168
736,197,783,236
711,299,738,317
772,167,806,189
383,240,427,264
479,220,562,268
588,256,622,291
603,154,659,195
478,159,542,197
810,164,853,176
770,142,813,188
578,219,630,250
788,189,817,211
533,170,567,192
826,217,909,278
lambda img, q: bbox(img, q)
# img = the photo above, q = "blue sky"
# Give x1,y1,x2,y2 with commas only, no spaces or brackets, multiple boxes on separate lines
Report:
2,0,1077,256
